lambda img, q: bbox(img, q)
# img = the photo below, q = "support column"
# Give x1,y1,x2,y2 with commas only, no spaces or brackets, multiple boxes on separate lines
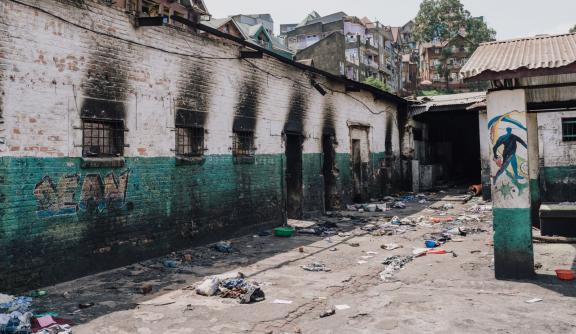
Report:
478,110,492,200
527,113,541,228
486,90,535,279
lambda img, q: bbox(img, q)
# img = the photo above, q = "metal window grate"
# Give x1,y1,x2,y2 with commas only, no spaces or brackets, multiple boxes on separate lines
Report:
562,118,576,142
233,131,255,157
82,119,124,157
176,127,205,157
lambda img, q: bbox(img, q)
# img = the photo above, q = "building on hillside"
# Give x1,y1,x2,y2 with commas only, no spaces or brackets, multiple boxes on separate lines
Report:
382,26,404,93
399,20,416,51
130,0,210,24
419,34,478,92
284,12,349,51
280,24,298,36
231,14,274,35
401,53,418,96
280,11,321,37
0,0,407,291
286,13,398,90
205,17,294,59
461,33,576,279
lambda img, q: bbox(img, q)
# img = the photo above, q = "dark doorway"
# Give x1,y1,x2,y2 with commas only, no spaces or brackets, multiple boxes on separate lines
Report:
322,134,337,211
352,139,363,202
285,133,303,219
414,111,482,186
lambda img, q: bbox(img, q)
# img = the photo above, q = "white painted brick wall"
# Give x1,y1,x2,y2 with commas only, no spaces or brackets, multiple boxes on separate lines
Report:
1,0,401,159
538,111,576,167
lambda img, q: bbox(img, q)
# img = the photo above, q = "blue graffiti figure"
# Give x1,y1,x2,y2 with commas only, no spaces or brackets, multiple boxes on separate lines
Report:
492,127,527,183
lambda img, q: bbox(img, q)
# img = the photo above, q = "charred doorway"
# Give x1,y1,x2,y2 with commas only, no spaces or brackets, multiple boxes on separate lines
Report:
413,110,482,187
322,134,338,211
350,126,371,202
285,133,303,219
352,139,363,202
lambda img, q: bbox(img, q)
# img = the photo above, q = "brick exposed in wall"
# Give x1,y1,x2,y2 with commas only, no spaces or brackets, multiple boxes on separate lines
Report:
0,0,404,291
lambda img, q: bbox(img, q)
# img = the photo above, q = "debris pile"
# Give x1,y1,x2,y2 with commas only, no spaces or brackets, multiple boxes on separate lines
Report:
379,256,414,281
195,273,265,304
0,294,72,334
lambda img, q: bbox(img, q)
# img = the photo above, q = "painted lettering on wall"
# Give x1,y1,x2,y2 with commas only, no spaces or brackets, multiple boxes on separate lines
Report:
34,171,131,218
488,111,528,199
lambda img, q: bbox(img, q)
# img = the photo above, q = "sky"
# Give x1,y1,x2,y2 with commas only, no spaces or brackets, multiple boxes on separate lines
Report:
204,0,576,41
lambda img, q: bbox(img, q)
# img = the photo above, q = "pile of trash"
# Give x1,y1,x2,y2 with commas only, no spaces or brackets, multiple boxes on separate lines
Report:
0,295,33,334
379,255,414,281
0,294,72,334
196,273,265,304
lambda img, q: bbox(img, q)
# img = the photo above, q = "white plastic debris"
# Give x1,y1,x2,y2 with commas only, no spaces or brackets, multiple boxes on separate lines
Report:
525,298,543,304
381,243,401,250
196,277,221,296
272,299,293,304
335,304,351,310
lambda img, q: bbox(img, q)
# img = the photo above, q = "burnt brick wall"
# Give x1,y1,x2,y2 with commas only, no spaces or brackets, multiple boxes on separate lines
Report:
0,0,403,291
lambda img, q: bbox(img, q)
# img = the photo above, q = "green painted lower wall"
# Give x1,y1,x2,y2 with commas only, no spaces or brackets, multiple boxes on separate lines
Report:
540,166,576,202
529,179,540,227
492,208,534,279
0,152,395,291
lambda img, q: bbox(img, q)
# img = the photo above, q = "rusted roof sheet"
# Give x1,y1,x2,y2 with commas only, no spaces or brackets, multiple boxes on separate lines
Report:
461,33,576,81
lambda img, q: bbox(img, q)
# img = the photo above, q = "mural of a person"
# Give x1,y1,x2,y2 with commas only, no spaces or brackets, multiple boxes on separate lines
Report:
492,127,527,183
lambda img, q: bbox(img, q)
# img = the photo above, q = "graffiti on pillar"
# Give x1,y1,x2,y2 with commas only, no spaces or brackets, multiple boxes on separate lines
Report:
34,170,131,219
488,111,528,198
34,174,81,219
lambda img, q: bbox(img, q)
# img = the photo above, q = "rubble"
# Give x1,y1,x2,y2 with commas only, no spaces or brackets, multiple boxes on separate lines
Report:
319,307,336,318
379,255,414,281
301,262,332,272
195,273,264,304
213,241,233,253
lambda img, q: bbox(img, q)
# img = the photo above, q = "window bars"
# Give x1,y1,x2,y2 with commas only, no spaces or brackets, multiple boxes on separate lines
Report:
82,119,125,158
232,131,255,157
176,126,205,157
562,118,576,142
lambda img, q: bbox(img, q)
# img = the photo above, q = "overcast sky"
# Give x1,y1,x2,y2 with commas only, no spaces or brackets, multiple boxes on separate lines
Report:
205,0,575,40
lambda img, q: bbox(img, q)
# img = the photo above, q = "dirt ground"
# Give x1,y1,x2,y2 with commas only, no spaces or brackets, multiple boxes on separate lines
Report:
27,190,576,334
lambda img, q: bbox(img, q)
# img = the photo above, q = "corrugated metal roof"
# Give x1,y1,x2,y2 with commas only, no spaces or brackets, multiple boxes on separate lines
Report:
408,92,486,117
461,33,576,80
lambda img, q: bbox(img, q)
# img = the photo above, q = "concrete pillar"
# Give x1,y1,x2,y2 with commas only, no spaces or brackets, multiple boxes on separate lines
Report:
478,110,492,200
527,113,541,228
486,90,535,279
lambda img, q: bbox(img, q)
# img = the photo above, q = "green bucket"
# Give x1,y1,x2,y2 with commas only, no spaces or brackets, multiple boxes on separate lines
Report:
274,227,295,237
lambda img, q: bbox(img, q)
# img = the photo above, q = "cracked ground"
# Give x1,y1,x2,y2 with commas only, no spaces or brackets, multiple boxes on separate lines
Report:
28,190,576,334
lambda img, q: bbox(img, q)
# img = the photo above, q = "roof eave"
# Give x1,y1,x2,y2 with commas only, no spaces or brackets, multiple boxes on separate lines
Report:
463,62,576,82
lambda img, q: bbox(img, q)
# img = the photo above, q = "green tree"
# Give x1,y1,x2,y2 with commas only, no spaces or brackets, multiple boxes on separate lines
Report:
414,0,496,45
570,25,576,33
363,77,391,92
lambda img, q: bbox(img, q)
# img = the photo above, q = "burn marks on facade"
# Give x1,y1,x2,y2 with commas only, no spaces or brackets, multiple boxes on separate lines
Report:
284,86,309,134
233,74,261,131
232,74,261,159
322,101,340,210
80,38,131,159
175,61,212,126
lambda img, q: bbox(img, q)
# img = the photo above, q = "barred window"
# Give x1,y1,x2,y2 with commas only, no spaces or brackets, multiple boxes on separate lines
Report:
562,118,576,142
82,119,125,158
232,130,255,157
176,126,205,157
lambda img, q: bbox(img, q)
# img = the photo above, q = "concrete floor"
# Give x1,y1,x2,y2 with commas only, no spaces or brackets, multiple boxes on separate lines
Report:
30,193,576,334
